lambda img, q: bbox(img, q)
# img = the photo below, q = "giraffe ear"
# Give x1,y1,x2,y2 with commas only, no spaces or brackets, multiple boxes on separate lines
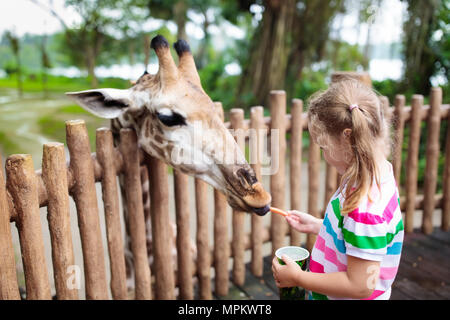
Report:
66,88,132,119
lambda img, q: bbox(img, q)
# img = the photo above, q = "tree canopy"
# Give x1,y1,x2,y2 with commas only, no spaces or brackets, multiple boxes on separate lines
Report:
1,0,448,104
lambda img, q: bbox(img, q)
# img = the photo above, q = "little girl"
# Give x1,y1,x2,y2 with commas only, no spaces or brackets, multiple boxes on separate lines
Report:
272,79,404,300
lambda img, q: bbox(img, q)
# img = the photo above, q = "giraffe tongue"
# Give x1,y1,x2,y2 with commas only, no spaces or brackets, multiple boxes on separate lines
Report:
250,205,270,216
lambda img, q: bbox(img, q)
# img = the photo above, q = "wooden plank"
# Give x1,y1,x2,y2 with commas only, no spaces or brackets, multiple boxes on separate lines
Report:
213,280,250,300
404,96,423,233
407,228,450,251
262,256,281,296
7,142,129,218
269,90,287,256
195,177,212,299
66,120,108,299
0,153,21,300
213,102,229,297
173,170,194,299
249,106,264,276
230,108,246,286
428,228,450,245
239,264,278,300
392,95,406,186
6,154,51,300
331,71,372,87
422,87,442,234
401,247,450,286
393,276,445,300
42,142,78,300
395,244,450,299
399,193,442,211
96,128,128,300
120,129,152,300
400,233,450,285
443,110,450,231
290,99,303,245
223,104,450,137
146,154,175,300
390,284,415,300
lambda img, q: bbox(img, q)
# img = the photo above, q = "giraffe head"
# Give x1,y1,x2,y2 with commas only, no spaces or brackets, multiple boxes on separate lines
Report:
67,35,271,215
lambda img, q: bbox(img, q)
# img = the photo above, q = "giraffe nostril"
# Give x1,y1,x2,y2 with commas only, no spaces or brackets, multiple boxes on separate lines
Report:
236,168,257,189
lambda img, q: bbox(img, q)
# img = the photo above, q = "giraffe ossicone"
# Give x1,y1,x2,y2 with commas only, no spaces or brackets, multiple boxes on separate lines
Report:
67,35,272,216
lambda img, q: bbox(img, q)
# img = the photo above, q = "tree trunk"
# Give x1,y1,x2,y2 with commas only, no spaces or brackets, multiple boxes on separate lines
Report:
86,46,98,88
236,0,296,108
174,0,187,40
144,35,151,69
196,10,210,70
16,52,23,98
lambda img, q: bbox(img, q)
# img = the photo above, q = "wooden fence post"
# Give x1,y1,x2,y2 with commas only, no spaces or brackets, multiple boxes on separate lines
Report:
96,128,128,300
392,95,406,185
405,96,423,233
66,120,108,299
0,154,20,300
290,99,303,245
195,177,212,299
213,102,229,296
269,90,287,256
250,106,264,276
230,108,246,286
307,132,321,251
380,96,391,130
42,142,78,300
331,71,372,87
443,102,450,231
173,169,193,299
6,154,51,299
146,155,175,300
120,129,152,299
422,87,442,234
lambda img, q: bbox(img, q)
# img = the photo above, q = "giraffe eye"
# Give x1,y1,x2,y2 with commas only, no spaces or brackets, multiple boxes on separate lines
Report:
157,110,186,127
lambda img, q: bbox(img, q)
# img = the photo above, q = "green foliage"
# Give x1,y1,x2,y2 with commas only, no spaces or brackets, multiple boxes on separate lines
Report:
401,0,448,94
291,68,328,104
373,79,401,103
0,74,129,93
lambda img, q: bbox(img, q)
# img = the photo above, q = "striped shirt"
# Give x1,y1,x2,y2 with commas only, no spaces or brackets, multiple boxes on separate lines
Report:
308,161,404,300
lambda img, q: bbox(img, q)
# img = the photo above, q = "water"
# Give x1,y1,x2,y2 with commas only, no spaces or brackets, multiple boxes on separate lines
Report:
0,89,108,168
369,59,403,81
276,246,309,261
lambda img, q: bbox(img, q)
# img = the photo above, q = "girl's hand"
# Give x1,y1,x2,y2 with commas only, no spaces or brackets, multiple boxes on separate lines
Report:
286,210,322,235
271,255,304,288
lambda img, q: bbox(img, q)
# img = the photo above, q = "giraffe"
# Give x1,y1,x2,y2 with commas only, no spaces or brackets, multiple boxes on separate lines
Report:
66,35,272,289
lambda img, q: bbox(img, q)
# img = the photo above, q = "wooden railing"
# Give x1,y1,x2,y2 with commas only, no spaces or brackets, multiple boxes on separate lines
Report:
0,87,448,300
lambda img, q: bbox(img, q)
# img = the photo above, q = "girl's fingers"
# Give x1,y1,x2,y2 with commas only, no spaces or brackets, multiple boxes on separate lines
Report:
286,215,300,226
287,210,302,216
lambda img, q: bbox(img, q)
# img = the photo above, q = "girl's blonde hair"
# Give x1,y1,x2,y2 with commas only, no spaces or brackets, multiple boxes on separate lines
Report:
307,79,391,215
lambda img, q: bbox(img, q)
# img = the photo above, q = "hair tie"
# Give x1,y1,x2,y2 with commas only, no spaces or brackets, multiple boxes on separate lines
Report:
349,104,359,112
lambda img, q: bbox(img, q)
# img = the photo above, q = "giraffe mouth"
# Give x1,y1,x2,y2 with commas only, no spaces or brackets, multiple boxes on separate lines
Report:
224,181,272,216
250,205,271,216
219,164,272,215
226,193,271,216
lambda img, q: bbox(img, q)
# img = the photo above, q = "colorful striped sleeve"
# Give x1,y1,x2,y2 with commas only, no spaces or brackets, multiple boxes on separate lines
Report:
342,206,389,262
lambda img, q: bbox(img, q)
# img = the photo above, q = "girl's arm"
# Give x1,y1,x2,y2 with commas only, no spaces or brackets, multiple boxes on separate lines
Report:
272,255,380,299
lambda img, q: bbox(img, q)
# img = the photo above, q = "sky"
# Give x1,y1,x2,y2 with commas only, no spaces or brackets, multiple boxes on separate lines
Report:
0,0,80,36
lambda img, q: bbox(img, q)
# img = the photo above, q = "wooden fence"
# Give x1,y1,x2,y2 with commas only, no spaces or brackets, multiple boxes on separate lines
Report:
0,87,448,300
